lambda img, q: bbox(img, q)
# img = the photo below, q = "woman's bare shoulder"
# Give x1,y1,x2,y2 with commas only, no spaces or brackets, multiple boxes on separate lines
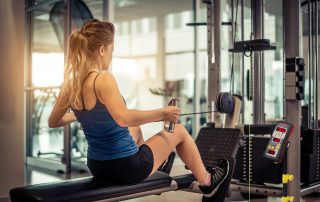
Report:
98,71,113,78
95,72,118,90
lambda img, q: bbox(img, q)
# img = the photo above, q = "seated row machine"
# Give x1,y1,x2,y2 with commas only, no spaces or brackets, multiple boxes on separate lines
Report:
10,93,243,202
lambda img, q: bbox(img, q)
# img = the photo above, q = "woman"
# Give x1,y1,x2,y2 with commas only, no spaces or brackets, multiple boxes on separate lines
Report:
48,19,229,197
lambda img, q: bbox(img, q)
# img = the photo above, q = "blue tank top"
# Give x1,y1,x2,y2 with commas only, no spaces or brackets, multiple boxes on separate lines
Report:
71,73,138,161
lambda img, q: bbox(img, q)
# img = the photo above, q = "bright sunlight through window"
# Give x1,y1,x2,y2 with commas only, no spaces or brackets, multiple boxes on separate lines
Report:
32,52,64,87
32,54,142,88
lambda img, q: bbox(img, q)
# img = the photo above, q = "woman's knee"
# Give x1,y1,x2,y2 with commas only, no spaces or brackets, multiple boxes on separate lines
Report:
173,124,189,139
176,124,189,132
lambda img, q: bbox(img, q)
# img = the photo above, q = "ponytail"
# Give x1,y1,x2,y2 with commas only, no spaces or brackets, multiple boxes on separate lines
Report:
64,31,91,109
63,19,115,109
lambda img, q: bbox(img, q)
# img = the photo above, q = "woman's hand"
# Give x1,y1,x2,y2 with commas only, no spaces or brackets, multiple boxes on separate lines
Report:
163,106,180,123
64,112,77,123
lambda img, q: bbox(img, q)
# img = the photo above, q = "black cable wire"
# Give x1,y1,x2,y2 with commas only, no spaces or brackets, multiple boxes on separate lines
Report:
180,110,217,117
153,110,219,122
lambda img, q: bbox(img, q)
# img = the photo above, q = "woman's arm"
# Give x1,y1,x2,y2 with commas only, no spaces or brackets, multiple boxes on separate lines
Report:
48,87,77,128
96,72,179,127
128,126,144,146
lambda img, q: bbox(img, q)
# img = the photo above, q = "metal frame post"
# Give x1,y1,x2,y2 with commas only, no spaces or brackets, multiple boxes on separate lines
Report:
241,0,245,123
315,0,319,128
25,0,35,184
283,0,302,200
311,0,316,129
157,15,166,124
308,0,312,129
252,0,265,124
231,0,235,93
213,0,221,102
25,0,34,159
206,0,222,124
193,0,201,136
25,0,73,174
63,0,72,177
103,0,114,22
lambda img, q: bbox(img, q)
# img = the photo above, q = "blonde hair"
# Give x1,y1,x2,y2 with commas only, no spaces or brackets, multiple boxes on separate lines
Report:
63,19,115,109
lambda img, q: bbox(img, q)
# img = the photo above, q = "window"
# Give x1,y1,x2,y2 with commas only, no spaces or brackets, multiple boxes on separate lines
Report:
114,0,194,138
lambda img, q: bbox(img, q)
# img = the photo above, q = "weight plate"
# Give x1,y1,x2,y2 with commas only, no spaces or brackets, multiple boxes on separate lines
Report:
220,93,234,114
215,93,223,112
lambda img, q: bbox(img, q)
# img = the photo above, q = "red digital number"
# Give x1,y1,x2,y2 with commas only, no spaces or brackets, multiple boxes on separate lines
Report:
276,127,287,133
273,137,281,143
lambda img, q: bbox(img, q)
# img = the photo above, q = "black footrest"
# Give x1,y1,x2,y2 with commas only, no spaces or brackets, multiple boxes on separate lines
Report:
195,127,242,165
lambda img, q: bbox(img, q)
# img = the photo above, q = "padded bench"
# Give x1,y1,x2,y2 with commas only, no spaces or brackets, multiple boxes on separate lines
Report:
10,171,172,202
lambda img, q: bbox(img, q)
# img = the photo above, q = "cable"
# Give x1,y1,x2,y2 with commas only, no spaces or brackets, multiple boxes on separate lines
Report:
249,49,253,100
243,48,253,100
248,124,252,201
241,0,254,101
180,110,217,117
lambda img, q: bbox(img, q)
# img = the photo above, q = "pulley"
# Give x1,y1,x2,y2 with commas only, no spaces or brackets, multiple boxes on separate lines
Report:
215,92,235,114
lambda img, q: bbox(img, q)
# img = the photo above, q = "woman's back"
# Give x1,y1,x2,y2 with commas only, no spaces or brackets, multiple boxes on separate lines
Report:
71,72,138,161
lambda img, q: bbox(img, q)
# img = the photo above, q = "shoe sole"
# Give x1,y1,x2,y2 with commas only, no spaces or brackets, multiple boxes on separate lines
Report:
203,160,230,198
160,152,176,174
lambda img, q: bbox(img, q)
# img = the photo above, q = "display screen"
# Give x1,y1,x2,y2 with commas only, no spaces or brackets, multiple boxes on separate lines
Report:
267,150,276,155
273,137,281,143
276,127,287,133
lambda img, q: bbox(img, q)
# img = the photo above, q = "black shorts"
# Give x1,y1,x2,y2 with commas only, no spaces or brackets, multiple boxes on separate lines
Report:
87,144,154,184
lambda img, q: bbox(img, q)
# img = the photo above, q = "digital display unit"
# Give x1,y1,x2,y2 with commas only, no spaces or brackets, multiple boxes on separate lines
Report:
263,122,294,163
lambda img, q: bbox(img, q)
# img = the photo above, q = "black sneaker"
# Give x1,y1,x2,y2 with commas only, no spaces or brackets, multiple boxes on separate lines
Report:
199,158,230,197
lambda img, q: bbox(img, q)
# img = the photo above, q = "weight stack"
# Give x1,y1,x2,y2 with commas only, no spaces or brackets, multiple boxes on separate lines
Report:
301,128,320,185
233,136,283,184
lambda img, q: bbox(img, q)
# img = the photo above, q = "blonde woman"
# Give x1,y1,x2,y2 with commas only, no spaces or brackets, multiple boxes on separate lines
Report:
48,19,229,197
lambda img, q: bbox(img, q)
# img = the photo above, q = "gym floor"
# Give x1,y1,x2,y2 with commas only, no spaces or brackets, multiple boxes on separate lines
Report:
12,158,317,202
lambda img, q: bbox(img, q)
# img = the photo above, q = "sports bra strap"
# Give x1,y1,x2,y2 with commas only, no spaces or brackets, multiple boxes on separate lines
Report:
80,71,99,111
93,73,100,99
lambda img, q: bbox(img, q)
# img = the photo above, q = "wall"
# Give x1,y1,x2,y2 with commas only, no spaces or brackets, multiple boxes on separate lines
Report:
0,0,25,198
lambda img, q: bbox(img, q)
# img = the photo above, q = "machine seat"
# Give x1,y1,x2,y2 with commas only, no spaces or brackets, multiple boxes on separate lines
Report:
10,171,172,202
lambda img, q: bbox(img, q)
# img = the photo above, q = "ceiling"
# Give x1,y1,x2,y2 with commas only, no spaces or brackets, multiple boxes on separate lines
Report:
30,0,308,52
113,0,192,22
31,0,194,51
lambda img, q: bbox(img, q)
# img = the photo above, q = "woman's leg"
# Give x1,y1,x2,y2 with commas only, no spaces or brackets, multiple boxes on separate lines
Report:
129,126,145,146
129,126,175,174
144,124,209,185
